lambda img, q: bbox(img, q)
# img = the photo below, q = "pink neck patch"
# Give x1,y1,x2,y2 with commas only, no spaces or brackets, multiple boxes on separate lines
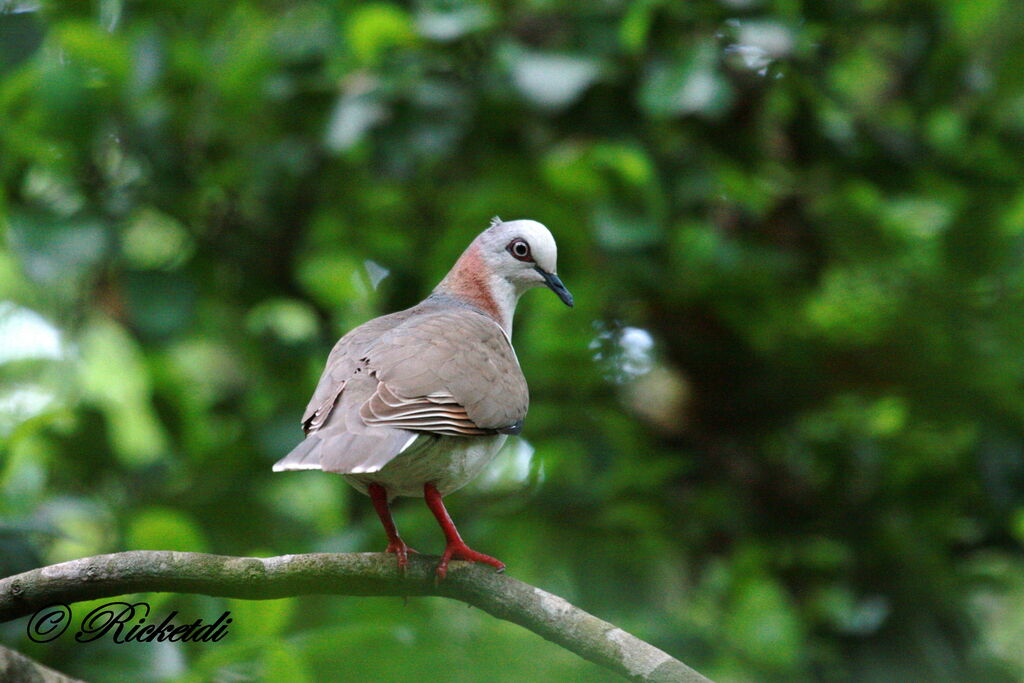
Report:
437,243,502,323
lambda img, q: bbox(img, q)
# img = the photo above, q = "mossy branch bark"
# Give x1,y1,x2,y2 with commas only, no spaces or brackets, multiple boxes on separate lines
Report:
0,643,84,682
0,551,711,683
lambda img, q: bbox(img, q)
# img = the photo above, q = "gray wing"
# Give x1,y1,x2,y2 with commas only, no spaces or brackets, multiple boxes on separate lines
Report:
273,303,528,475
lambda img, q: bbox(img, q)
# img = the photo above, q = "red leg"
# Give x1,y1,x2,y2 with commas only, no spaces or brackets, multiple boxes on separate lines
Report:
368,483,416,571
423,482,505,579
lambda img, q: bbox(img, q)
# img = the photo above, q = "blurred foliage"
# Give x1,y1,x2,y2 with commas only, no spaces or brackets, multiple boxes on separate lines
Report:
3,0,1024,681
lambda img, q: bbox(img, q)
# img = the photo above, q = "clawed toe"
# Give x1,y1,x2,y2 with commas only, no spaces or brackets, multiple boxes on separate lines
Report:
385,540,418,570
435,542,505,579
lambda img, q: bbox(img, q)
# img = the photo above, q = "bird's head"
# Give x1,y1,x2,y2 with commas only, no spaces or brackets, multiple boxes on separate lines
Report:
475,217,574,307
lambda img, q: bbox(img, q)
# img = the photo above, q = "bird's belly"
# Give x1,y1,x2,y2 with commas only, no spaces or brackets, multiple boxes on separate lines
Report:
344,434,507,498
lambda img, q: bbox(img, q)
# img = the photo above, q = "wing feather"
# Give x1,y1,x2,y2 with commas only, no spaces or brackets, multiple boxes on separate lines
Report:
277,300,528,475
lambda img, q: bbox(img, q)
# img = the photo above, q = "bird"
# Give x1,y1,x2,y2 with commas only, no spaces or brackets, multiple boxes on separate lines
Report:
273,217,573,578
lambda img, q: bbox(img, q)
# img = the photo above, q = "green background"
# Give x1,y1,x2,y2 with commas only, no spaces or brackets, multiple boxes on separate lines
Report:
3,0,1024,680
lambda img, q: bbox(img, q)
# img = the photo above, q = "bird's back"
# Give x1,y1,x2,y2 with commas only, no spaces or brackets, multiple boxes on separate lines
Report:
274,295,529,484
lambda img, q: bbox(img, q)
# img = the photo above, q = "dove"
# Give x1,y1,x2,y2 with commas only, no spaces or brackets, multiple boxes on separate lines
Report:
274,217,573,578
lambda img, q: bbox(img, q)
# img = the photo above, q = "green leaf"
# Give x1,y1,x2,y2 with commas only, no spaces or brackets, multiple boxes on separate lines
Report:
346,4,417,64
54,21,130,84
725,577,805,671
77,316,168,464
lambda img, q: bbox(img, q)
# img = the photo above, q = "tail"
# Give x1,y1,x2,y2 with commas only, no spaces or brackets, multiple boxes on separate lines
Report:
272,435,323,471
272,429,427,474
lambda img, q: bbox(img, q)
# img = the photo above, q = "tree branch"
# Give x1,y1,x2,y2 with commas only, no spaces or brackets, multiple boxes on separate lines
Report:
0,551,710,683
0,643,84,682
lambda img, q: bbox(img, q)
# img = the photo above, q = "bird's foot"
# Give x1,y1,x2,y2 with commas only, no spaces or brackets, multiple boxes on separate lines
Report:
435,541,505,579
385,539,418,571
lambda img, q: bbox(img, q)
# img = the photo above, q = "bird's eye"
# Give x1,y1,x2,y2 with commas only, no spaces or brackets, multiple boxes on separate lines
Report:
507,238,532,262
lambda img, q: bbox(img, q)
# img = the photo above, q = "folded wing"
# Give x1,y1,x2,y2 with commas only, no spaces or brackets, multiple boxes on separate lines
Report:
273,301,528,475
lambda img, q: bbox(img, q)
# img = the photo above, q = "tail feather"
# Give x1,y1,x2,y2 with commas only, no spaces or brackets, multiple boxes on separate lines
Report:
273,429,425,475
272,435,324,471
319,429,418,474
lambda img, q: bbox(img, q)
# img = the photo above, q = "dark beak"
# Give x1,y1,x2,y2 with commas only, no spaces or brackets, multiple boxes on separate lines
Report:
535,266,574,307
